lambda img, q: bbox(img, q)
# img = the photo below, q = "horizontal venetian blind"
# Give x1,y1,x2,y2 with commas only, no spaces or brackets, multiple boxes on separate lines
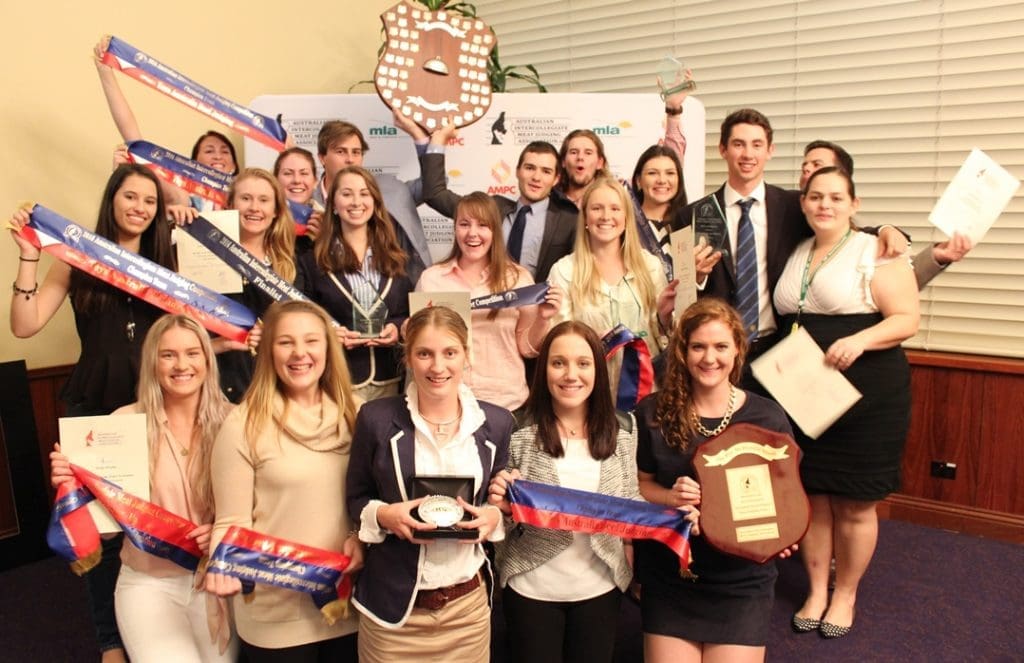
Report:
475,0,1024,358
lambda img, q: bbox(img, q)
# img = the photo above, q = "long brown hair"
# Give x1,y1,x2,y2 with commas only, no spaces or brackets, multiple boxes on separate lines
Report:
526,321,618,460
313,166,406,278
654,299,748,451
227,168,296,282
243,301,357,448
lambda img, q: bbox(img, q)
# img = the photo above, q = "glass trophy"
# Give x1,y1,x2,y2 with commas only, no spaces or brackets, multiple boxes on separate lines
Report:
693,194,730,259
353,303,389,338
657,55,697,100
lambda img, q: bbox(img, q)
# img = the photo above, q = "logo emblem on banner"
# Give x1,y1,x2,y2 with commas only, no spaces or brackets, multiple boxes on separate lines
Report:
375,0,495,132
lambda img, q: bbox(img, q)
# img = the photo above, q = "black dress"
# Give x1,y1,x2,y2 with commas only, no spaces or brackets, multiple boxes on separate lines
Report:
634,392,793,646
217,281,273,403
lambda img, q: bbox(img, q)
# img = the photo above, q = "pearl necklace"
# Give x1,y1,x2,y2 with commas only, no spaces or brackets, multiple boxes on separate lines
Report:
691,386,738,438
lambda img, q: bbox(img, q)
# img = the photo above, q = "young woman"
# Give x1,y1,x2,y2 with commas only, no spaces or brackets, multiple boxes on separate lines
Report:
51,315,234,662
635,299,795,663
274,147,318,208
487,321,646,663
416,191,561,412
547,177,674,405
299,165,411,402
346,306,514,663
629,145,687,279
775,167,918,638
206,300,363,661
215,168,297,402
9,163,175,663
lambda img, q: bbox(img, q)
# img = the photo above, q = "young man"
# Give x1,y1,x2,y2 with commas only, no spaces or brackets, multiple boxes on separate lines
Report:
312,119,431,283
798,140,973,288
674,109,906,361
556,129,612,208
419,122,577,281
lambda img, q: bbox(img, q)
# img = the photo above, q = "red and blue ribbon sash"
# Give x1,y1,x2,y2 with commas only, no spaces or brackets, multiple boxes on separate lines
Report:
101,36,287,151
46,464,204,574
470,283,549,310
507,479,692,570
17,205,255,343
287,200,313,235
180,215,322,311
127,140,232,208
209,526,353,624
603,324,655,411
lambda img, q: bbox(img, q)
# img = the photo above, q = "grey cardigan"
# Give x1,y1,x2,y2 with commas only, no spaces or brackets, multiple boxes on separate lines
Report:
495,415,641,592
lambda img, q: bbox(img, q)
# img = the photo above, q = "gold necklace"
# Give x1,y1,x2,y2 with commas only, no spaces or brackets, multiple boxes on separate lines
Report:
691,386,738,438
555,417,585,439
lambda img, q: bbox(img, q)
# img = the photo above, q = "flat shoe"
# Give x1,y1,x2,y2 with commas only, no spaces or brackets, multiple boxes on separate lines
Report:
819,618,853,639
792,614,821,633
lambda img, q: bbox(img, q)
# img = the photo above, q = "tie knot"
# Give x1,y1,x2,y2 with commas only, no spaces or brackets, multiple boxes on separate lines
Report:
518,204,531,216
738,198,754,213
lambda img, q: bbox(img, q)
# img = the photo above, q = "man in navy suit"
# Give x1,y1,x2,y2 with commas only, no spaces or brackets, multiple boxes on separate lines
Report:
419,122,578,282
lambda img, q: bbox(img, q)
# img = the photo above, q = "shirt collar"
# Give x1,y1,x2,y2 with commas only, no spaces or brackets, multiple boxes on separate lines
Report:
404,382,486,441
515,196,549,219
723,180,766,208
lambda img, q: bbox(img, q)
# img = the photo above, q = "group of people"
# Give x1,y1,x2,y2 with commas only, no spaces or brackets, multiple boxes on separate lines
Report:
7,44,975,663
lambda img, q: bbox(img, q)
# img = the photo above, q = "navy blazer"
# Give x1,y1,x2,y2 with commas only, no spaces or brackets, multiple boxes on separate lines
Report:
420,151,578,282
346,396,514,626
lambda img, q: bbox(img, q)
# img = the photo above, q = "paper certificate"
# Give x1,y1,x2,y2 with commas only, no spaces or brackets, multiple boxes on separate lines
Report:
670,225,697,319
409,291,474,361
928,148,1021,245
175,210,244,294
59,413,149,533
750,327,861,439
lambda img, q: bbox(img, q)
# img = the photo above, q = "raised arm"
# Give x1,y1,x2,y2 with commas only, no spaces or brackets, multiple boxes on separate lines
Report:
94,36,143,144
418,122,465,218
9,207,72,337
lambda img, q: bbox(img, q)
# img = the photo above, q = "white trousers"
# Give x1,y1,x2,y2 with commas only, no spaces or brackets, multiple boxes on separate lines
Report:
115,565,236,663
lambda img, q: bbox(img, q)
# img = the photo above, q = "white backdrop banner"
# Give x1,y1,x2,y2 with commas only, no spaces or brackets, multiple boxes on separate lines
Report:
247,93,705,262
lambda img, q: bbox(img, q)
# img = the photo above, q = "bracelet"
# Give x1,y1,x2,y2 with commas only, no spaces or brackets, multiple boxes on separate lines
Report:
19,256,40,262
664,105,683,116
12,281,38,300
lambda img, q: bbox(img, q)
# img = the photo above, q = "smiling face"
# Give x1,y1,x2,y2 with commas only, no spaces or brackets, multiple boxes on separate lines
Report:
584,185,627,249
276,152,317,204
155,325,208,400
563,135,605,189
685,320,739,393
271,311,327,402
112,174,159,243
195,135,236,173
801,171,859,240
454,210,493,264
231,176,277,242
637,155,679,207
720,122,774,193
408,323,466,404
546,332,596,416
515,151,560,204
333,172,374,234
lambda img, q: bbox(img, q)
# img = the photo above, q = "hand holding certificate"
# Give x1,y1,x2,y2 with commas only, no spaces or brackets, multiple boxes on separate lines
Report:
58,413,148,533
750,328,861,439
929,148,1021,246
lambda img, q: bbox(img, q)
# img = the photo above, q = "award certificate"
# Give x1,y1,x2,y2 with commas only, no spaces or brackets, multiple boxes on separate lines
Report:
175,210,244,294
928,148,1020,245
670,224,697,319
58,413,149,533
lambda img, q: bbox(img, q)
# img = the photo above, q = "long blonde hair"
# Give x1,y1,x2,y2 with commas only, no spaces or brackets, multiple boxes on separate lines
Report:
136,315,230,518
243,301,357,447
227,168,296,282
569,177,659,331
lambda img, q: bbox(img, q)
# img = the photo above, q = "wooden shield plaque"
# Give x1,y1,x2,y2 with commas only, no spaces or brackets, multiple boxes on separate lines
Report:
375,0,495,132
692,422,810,564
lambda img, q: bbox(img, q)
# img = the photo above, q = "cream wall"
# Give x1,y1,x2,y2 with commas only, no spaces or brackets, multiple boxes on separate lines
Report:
1,0,394,369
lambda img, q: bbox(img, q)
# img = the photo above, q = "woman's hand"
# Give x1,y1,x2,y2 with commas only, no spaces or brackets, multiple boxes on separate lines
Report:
305,210,324,241
825,334,866,370
376,498,435,543
666,475,701,508
186,524,212,555
538,283,563,320
49,443,72,488
342,532,364,574
660,67,694,110
9,207,41,260
457,498,501,544
334,325,372,350
694,237,722,286
92,36,112,70
681,505,701,536
877,226,911,259
487,468,521,515
656,279,679,331
112,144,131,169
167,204,199,226
777,543,799,560
205,570,243,597
367,323,399,348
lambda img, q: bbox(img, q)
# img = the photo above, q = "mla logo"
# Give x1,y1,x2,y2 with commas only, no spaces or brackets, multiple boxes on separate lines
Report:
368,125,398,137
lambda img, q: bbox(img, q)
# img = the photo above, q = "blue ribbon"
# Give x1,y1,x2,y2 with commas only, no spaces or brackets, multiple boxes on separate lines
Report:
602,324,655,412
470,283,549,310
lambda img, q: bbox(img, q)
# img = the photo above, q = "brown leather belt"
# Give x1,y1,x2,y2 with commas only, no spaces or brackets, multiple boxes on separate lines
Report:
414,574,481,611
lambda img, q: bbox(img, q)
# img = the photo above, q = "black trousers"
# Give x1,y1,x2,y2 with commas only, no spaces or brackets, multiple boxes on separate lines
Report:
503,585,622,663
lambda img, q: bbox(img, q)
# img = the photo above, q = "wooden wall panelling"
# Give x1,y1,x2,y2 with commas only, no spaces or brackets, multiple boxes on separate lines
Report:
976,373,1024,514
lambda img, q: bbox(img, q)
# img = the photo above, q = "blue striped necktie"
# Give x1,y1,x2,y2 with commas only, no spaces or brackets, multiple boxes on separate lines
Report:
734,198,759,340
